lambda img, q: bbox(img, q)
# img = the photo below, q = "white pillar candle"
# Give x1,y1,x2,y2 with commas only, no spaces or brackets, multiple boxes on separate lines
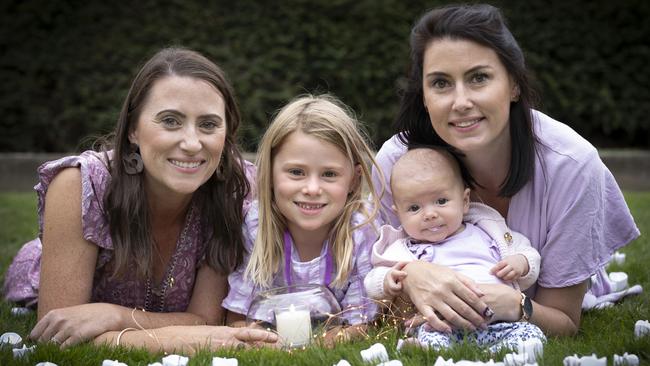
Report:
275,304,311,347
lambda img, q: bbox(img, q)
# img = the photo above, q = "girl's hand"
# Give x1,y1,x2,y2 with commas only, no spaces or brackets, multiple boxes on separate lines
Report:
400,261,490,333
490,254,529,281
30,303,124,348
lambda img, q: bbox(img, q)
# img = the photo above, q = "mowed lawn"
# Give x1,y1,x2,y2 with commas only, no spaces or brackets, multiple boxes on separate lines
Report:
1,191,649,365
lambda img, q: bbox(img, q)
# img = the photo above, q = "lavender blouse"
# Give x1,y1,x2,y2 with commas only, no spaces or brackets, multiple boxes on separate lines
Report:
3,150,255,312
372,110,640,296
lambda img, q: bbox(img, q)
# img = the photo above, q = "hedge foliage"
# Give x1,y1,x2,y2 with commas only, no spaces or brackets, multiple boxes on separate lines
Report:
1,0,648,152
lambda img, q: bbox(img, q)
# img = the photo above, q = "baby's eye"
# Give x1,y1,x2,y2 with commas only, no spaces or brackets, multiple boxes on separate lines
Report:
407,204,420,212
436,198,449,205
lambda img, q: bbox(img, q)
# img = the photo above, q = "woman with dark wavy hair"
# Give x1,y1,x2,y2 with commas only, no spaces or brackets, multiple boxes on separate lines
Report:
372,4,639,336
4,47,276,350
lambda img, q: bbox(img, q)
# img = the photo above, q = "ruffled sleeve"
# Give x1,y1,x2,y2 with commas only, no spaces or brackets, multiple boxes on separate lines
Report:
35,151,113,250
222,200,259,315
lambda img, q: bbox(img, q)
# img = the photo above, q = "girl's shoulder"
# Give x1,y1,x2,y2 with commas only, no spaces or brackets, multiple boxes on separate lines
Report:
350,208,382,250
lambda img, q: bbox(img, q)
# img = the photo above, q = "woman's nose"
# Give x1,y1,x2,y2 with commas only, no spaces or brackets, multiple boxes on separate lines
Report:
452,85,473,112
180,126,201,153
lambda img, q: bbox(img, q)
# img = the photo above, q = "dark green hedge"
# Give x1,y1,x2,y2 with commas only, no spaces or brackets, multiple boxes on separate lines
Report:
1,0,648,152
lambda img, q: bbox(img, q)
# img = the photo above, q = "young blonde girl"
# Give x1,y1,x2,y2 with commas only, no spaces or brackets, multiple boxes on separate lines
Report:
223,94,382,339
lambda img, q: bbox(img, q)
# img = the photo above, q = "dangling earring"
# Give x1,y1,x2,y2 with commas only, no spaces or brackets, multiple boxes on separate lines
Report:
214,163,225,181
123,143,143,175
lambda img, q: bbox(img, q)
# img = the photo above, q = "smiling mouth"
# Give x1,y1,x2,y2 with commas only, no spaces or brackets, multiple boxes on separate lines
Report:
450,118,483,128
296,202,326,210
169,159,203,169
426,226,443,232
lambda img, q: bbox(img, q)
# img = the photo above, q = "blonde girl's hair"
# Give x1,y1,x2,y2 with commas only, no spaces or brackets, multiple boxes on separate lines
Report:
245,94,383,288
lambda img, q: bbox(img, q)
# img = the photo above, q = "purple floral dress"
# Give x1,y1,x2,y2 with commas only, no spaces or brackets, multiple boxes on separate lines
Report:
3,150,255,312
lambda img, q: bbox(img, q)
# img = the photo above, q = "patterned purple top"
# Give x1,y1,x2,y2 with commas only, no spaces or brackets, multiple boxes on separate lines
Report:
3,150,256,312
222,201,380,325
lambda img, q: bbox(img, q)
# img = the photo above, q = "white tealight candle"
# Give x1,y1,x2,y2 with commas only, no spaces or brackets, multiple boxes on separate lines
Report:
275,304,311,347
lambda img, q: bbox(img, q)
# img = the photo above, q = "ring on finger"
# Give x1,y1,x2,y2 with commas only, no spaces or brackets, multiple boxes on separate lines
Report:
50,336,61,345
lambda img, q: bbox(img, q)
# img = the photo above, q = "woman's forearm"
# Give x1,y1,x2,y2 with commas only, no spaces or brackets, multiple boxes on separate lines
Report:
531,281,588,336
114,304,211,329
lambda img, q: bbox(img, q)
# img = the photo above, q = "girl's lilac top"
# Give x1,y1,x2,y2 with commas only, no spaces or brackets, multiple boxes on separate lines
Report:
223,201,379,325
371,110,640,296
3,150,256,312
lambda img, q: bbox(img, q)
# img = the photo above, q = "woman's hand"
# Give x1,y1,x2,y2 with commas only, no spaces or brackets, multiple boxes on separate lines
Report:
475,283,521,322
478,281,588,336
400,261,489,333
30,303,125,348
96,325,278,353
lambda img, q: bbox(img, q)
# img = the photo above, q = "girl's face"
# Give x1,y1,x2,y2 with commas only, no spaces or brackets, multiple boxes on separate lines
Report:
272,131,358,244
129,76,226,201
422,38,517,154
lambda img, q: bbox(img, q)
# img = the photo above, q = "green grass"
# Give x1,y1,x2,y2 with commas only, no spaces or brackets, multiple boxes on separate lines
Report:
1,191,649,365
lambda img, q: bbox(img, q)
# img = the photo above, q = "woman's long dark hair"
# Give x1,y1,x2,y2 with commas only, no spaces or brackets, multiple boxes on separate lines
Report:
396,4,538,197
103,47,250,278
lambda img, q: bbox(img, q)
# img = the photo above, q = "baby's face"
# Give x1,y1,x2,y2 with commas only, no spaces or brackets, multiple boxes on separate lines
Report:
392,167,469,243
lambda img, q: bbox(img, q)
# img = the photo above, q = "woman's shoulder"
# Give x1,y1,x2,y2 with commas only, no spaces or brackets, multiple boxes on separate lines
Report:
376,133,408,163
531,110,598,165
35,150,113,248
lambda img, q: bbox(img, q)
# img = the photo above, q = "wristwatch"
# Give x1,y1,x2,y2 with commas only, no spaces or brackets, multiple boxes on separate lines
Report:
519,292,533,322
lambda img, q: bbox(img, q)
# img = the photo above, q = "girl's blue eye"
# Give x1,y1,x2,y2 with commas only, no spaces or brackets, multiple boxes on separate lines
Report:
288,168,303,176
323,171,337,178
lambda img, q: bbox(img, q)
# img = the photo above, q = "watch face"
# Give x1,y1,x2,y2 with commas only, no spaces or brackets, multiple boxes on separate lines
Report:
523,296,533,318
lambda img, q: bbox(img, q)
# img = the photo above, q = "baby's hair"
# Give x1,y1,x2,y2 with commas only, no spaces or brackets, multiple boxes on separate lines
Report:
401,145,473,189
246,94,382,288
391,146,468,194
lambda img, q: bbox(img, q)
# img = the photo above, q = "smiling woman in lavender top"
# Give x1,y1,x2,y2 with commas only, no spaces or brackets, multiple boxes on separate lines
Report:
372,4,639,336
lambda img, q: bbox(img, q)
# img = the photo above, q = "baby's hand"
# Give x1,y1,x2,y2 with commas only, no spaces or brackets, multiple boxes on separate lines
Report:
490,254,529,282
384,262,408,297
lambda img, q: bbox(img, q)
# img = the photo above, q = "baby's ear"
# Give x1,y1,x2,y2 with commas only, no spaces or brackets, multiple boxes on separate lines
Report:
462,188,471,214
391,204,398,213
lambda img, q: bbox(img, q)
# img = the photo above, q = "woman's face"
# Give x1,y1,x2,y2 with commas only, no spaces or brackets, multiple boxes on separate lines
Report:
129,75,227,201
422,38,517,154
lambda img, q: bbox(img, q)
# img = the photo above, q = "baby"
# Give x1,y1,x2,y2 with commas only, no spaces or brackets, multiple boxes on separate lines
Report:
364,147,545,351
